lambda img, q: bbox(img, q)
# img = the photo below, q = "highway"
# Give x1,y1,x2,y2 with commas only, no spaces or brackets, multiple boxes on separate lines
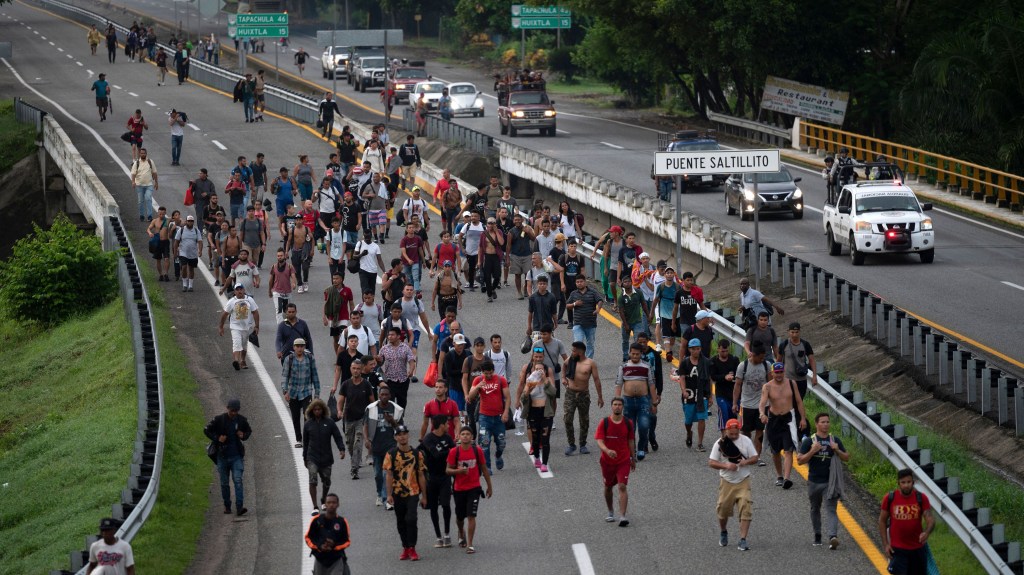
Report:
3,3,885,574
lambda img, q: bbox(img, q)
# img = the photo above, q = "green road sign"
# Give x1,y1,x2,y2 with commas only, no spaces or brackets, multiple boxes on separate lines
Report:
511,16,571,29
234,13,288,25
511,5,571,17
231,26,289,38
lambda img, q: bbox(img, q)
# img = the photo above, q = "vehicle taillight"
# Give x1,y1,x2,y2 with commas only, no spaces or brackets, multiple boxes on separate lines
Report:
886,230,899,239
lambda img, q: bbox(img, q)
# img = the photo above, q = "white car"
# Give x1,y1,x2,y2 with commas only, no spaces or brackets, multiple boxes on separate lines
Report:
320,45,350,79
823,180,935,265
408,81,446,114
447,82,484,117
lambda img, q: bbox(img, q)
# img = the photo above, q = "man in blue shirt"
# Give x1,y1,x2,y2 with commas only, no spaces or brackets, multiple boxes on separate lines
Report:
91,73,110,121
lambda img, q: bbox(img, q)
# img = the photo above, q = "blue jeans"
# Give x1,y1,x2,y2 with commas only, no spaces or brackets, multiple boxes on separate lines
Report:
230,202,245,222
658,179,672,202
243,96,254,121
477,414,506,470
572,325,597,358
217,454,245,510
135,184,154,219
621,395,651,453
405,262,422,293
621,318,649,361
170,134,182,164
373,452,387,500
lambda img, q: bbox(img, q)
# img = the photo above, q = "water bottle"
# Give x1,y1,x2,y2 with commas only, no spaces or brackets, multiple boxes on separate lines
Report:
514,408,525,436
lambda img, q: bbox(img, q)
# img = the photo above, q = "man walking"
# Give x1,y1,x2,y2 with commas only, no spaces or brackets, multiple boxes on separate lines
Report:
617,275,649,362
87,518,135,574
595,397,635,526
614,344,659,461
204,398,252,516
168,109,185,166
275,303,314,361
566,275,603,359
146,206,172,282
733,342,770,465
377,327,417,409
304,493,352,575
708,418,759,551
420,416,455,548
334,360,374,480
173,215,202,292
303,398,345,514
779,322,817,399
384,425,428,561
467,360,510,472
219,284,259,371
758,361,808,489
318,92,340,139
798,412,850,549
446,426,494,554
879,469,935,575
399,134,422,190
364,386,404,508
129,147,157,222
562,341,603,456
282,338,321,448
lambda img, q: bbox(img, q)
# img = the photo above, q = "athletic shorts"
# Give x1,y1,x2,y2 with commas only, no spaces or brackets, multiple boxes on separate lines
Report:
660,317,679,338
766,412,796,453
329,323,351,338
608,269,620,286
256,94,266,103
683,399,708,425
600,459,631,487
887,546,928,575
230,328,251,352
509,254,531,275
716,476,753,520
96,97,108,108
307,462,332,485
369,210,386,226
716,397,734,430
741,407,764,433
129,133,143,146
153,239,171,259
453,487,482,519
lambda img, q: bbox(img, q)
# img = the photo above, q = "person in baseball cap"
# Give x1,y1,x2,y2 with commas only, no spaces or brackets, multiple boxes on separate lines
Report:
772,362,785,372
688,338,703,349
186,214,195,221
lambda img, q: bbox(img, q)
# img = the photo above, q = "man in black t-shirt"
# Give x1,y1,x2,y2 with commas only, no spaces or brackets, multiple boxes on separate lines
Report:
708,339,740,437
559,239,585,325
333,335,364,390
338,193,363,254
681,309,715,358
797,413,849,548
419,416,455,547
335,362,374,479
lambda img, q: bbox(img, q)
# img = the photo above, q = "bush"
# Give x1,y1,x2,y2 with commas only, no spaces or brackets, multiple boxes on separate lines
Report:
547,47,579,83
0,214,118,326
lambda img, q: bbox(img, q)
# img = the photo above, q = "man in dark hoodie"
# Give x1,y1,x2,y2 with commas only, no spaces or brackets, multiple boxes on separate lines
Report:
204,398,253,516
303,398,346,515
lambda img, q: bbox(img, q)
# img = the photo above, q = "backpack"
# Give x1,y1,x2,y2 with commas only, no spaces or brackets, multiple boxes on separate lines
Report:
779,339,810,378
574,212,585,231
232,79,244,103
599,416,635,438
382,316,412,342
342,325,371,345
884,489,923,527
447,444,486,472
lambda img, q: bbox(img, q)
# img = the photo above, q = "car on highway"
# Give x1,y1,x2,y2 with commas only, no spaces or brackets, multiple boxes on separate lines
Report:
408,81,446,114
351,56,388,92
390,63,430,104
345,46,384,83
320,45,351,79
498,89,556,137
447,82,485,117
823,178,935,265
664,130,729,188
725,168,804,221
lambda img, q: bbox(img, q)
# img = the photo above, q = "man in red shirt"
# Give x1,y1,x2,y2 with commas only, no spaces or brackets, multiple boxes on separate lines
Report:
878,468,935,575
467,360,510,472
420,380,460,440
400,222,426,298
446,426,493,554
595,397,636,527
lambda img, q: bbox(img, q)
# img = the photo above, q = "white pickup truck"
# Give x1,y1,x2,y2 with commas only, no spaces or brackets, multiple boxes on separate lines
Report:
823,180,935,265
320,45,351,79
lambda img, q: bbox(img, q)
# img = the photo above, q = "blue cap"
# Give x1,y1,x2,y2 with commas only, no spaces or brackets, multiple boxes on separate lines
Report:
772,362,785,372
688,338,702,348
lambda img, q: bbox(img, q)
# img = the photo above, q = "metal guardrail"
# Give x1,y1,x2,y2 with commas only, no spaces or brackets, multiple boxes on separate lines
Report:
401,107,495,156
800,121,1024,212
706,110,792,148
14,96,47,133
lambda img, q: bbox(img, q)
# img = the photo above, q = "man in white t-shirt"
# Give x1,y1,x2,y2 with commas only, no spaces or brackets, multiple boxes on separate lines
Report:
402,186,430,228
354,231,387,296
341,310,378,356
87,517,135,575
708,418,760,551
219,284,260,371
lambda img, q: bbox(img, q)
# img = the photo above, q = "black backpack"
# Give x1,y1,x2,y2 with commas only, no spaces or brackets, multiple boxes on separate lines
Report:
232,79,244,103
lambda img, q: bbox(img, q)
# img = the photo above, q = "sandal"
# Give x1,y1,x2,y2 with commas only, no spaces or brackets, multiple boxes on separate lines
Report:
466,546,476,554
458,538,467,548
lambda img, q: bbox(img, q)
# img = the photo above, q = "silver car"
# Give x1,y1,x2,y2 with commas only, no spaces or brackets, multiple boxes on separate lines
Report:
724,167,804,221
447,82,485,117
408,81,446,113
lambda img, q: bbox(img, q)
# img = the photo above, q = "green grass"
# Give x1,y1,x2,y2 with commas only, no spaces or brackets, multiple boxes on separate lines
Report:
801,391,1022,575
0,99,38,174
127,264,209,574
0,300,135,574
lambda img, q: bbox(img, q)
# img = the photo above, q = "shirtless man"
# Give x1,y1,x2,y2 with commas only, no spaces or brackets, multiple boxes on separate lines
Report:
286,218,313,293
562,341,603,456
146,206,173,281
759,361,808,490
220,225,243,288
614,344,659,460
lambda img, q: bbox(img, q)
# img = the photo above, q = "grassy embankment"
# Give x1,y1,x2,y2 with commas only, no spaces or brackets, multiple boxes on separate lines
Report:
0,99,37,173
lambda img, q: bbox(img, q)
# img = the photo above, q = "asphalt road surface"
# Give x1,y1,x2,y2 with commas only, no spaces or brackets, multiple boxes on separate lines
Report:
3,3,888,574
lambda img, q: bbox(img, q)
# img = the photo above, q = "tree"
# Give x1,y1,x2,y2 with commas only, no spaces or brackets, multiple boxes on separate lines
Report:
0,215,118,327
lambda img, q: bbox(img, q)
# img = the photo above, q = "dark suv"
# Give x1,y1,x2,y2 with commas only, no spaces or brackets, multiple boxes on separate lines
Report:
663,130,729,189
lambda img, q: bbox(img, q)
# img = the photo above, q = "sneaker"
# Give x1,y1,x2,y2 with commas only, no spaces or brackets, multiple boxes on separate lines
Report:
783,479,793,490
540,464,549,472
236,507,248,517
408,548,420,561
655,344,663,352
686,435,693,448
534,458,542,468
385,502,394,511
636,450,646,461
775,477,784,487
579,445,590,455
565,444,577,456
813,534,822,546
757,460,767,467
649,439,658,452
224,506,232,514
375,496,382,507
351,470,359,480
697,443,706,453
399,548,410,561
606,513,616,523
737,538,749,551
829,536,839,550
720,531,729,547
443,535,452,548
311,509,319,516
496,456,504,470
435,538,445,548
618,517,629,527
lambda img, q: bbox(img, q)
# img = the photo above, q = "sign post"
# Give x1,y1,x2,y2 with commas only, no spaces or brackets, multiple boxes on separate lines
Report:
654,149,781,286
229,13,289,76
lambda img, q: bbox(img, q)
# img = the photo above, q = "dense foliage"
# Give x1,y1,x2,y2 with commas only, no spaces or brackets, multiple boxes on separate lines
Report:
0,214,118,326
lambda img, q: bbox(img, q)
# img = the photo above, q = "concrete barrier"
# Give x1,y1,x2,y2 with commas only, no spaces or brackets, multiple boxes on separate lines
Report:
42,115,119,237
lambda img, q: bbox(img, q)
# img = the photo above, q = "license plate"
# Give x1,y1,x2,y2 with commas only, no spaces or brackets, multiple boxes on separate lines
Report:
702,175,713,182
527,119,539,124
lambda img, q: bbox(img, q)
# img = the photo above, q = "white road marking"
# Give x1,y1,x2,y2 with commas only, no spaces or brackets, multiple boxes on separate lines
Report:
187,123,200,131
803,204,823,214
572,543,597,575
113,85,122,90
521,441,553,478
211,139,228,150
76,61,83,67
40,36,46,40
128,91,139,97
66,54,74,59
87,69,94,77
556,129,570,135
1002,281,1024,292
2,54,314,575
48,41,54,46
145,100,157,107
600,141,623,150
32,30,38,34
57,47,64,52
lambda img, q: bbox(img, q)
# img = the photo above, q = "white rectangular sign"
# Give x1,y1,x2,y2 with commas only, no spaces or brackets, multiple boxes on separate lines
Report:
761,75,849,126
654,150,780,176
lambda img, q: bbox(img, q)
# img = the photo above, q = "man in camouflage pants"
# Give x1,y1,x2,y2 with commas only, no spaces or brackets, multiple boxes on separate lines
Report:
562,341,604,456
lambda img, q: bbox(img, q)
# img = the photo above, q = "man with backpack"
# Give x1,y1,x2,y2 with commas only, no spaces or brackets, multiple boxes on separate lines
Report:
708,418,759,551
878,469,935,574
779,322,817,399
304,493,351,574
282,338,321,448
275,303,314,362
129,146,157,221
383,425,427,561
595,397,635,527
732,341,771,465
446,425,494,554
797,412,850,549
399,135,422,191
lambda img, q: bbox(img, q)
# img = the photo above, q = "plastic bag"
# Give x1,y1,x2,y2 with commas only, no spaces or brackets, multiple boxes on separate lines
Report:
423,361,438,388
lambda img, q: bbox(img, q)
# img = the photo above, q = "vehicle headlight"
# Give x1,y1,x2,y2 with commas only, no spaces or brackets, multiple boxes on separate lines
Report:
543,110,556,117
450,100,460,109
396,84,406,90
743,190,755,201
920,218,933,231
513,111,525,118
474,98,483,108
854,221,872,232
793,188,803,199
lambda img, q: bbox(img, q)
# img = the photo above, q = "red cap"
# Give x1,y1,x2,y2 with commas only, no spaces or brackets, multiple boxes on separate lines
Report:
725,419,740,429
608,225,624,234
